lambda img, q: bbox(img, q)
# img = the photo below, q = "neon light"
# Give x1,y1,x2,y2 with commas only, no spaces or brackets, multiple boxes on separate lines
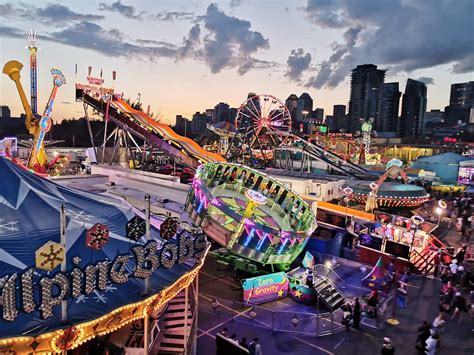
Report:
244,218,255,226
278,238,288,254
244,228,255,246
197,199,204,213
256,234,267,251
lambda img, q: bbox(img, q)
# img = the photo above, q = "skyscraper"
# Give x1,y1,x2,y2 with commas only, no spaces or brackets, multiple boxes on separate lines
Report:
348,64,386,132
313,108,324,122
449,81,474,107
444,81,474,126
296,93,313,122
0,106,11,118
378,83,401,133
332,104,346,132
285,94,298,122
399,79,427,138
213,102,231,123
191,112,212,134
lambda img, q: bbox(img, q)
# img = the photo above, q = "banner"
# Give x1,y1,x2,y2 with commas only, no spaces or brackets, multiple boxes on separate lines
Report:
242,272,288,305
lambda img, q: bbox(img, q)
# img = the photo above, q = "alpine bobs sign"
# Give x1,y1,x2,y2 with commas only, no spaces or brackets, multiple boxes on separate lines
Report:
0,233,207,322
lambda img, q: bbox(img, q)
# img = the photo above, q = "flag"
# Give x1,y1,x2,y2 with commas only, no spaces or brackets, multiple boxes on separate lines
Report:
112,71,116,80
75,64,77,75
88,66,92,76
100,69,103,78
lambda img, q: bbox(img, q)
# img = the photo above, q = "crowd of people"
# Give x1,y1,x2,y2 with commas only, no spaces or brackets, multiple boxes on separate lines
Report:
217,328,262,355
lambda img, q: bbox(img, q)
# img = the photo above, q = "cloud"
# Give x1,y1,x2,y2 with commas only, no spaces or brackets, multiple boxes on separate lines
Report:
98,1,144,20
0,3,104,25
0,3,271,76
198,3,271,74
285,48,312,81
152,11,194,21
303,0,474,88
416,77,435,85
230,0,243,8
48,21,177,60
0,25,23,39
177,24,201,60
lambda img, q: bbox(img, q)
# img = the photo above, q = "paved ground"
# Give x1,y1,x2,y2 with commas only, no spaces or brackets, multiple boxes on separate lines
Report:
197,250,473,355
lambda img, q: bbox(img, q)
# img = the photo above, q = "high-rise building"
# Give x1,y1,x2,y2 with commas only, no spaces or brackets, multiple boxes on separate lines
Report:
378,82,401,133
333,104,346,132
191,112,211,134
348,64,386,132
296,93,313,122
285,94,298,121
0,106,11,118
174,115,189,135
213,102,231,123
313,108,324,122
444,81,474,126
423,109,444,136
399,79,427,138
449,81,474,108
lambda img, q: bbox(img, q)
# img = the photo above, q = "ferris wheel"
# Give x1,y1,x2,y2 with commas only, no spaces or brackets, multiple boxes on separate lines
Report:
235,94,292,149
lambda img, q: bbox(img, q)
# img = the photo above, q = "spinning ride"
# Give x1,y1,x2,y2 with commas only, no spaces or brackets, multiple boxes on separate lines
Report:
226,95,292,166
347,159,430,209
185,162,317,270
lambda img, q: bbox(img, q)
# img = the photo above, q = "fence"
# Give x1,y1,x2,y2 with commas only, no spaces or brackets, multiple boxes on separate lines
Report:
199,293,344,337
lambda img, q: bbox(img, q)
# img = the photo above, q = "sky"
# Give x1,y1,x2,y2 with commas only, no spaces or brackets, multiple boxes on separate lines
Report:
0,0,473,124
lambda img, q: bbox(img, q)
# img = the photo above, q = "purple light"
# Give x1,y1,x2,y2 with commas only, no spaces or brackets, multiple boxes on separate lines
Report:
210,197,221,206
244,228,255,247
244,218,255,226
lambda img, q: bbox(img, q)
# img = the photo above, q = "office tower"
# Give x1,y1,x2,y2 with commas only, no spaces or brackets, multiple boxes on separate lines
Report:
191,112,212,134
313,108,324,122
378,83,401,133
444,81,474,126
348,64,386,132
285,94,298,121
399,79,427,138
449,81,474,107
174,115,188,135
333,104,346,132
296,93,313,122
0,106,11,118
213,102,231,123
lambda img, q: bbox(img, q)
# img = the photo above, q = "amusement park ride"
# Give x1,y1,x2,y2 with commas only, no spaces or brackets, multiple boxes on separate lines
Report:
2,30,67,175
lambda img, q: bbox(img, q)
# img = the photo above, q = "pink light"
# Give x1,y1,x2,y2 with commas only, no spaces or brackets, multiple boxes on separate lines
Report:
244,218,255,226
210,197,221,206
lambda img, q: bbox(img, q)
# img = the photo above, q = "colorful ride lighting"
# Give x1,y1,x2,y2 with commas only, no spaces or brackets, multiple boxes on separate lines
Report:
245,189,268,204
185,162,317,269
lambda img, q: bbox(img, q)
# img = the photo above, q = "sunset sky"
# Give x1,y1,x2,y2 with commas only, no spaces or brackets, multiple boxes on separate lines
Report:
0,0,473,124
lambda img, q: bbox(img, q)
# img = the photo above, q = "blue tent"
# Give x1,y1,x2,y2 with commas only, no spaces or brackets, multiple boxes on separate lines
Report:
410,152,474,184
0,157,201,338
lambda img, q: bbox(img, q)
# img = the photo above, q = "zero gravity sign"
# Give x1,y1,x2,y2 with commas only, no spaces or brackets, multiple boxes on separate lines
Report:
0,233,207,322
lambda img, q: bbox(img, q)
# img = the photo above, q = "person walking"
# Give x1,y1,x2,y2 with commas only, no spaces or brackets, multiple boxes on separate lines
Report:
352,297,361,329
415,321,430,353
451,292,468,324
381,337,395,355
249,338,262,355
425,331,439,355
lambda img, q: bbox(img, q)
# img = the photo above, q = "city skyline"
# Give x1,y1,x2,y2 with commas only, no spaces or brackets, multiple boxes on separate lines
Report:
0,0,473,124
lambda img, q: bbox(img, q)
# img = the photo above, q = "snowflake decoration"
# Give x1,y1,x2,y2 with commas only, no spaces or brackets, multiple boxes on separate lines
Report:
35,241,65,271
75,295,89,304
86,223,109,250
93,290,108,304
104,284,117,293
126,216,146,241
0,219,19,235
66,209,94,222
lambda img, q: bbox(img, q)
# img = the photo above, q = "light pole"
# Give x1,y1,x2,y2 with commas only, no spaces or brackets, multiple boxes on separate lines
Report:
436,200,447,228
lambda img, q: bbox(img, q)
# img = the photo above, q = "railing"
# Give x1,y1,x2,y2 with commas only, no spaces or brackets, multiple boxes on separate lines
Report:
199,293,344,337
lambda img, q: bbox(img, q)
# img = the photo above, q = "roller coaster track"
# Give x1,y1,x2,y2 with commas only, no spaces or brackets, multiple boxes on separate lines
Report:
279,131,375,179
81,93,225,170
